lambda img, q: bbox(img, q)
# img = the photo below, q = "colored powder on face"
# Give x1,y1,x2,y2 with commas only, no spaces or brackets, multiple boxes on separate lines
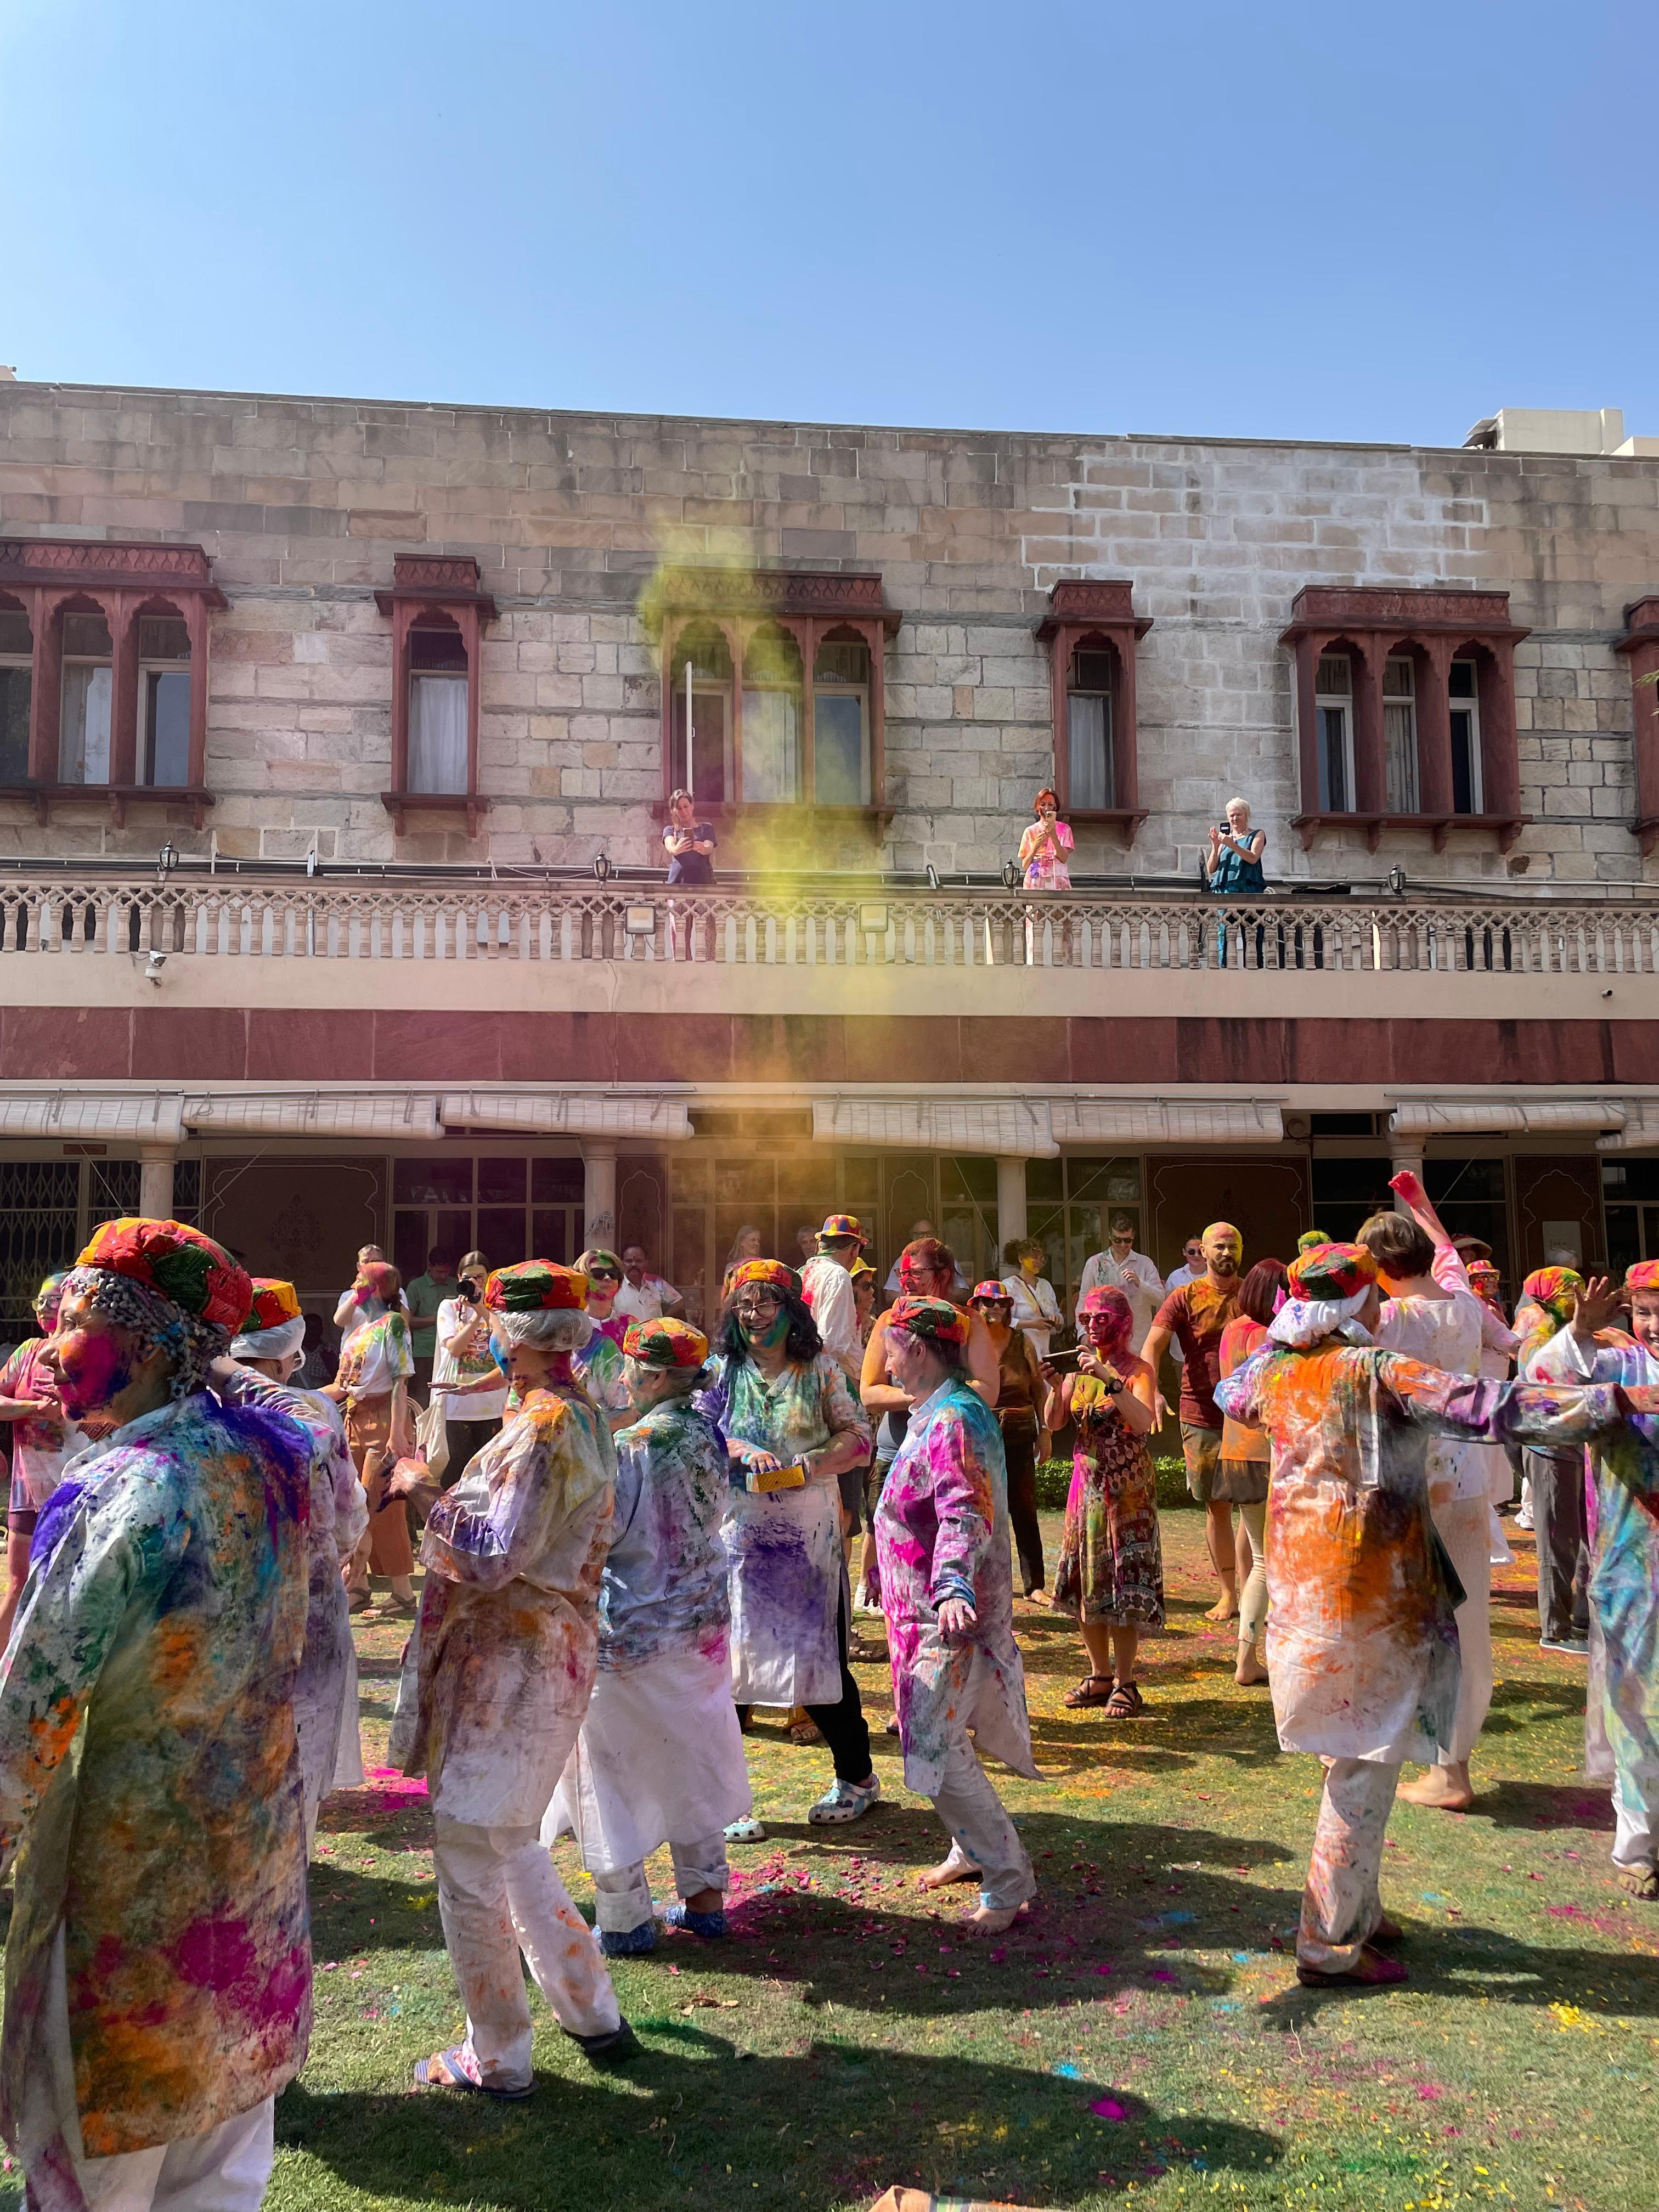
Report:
54,1328,137,1419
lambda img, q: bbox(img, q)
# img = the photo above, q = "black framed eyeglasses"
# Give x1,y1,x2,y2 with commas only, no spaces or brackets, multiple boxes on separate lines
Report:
587,1267,622,1284
735,1292,782,1314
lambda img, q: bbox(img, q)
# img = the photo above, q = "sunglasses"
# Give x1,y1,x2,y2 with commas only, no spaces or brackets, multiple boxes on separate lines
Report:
587,1267,622,1284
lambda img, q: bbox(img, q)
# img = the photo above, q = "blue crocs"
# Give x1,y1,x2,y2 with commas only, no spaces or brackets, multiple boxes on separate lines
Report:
662,1902,727,1939
598,1921,656,1957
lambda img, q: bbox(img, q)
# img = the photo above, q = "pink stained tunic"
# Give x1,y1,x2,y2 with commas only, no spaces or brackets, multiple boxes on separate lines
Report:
873,1375,1037,1797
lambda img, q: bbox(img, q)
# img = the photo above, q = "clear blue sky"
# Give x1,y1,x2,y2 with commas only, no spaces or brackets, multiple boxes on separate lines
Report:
4,0,1653,448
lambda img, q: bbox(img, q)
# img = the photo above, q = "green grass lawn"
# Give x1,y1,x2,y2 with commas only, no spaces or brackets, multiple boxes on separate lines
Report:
7,1505,1654,2212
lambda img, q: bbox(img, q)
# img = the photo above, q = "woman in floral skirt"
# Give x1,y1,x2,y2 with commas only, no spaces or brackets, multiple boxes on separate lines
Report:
1046,1284,1162,1716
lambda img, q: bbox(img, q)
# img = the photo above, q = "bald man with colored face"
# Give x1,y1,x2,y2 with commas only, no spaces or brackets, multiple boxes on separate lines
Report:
1143,1222,1245,1620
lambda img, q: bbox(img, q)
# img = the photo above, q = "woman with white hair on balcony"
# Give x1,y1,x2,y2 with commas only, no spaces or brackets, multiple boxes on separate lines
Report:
386,1260,629,2095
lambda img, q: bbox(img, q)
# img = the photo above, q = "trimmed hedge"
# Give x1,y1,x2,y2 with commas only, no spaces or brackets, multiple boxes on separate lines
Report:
1035,1453,1192,1511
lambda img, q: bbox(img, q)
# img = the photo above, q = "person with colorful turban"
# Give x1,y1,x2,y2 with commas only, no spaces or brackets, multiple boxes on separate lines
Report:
386,1260,628,2092
0,1218,313,2207
967,1280,1049,1596
1215,1237,1659,1988
214,1276,368,1844
1143,1221,1246,1621
0,1271,78,1650
703,1258,877,1826
1515,1263,1595,1651
1522,1262,1659,1898
573,1246,633,1430
875,1294,1039,1933
1045,1284,1163,1714
327,1260,417,1616
548,1316,751,1950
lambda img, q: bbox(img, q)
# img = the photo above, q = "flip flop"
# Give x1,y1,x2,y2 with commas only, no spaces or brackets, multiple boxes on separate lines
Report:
412,2044,532,2100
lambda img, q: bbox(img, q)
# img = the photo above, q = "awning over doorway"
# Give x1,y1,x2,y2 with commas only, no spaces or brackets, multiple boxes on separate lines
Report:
811,1098,1059,1157
1390,1098,1627,1137
1051,1099,1285,1147
440,1092,693,1141
0,1094,186,1144
186,1094,444,1141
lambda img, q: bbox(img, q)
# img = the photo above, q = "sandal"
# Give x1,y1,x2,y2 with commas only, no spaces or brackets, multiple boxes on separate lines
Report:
1103,1680,1144,1718
413,2044,532,2100
1064,1673,1117,1709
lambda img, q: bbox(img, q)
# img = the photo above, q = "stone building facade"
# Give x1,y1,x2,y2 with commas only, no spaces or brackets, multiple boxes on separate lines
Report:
2,377,1659,1339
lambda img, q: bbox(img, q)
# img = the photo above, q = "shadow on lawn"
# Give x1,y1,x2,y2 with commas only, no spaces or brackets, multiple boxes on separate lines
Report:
276,2023,1283,2209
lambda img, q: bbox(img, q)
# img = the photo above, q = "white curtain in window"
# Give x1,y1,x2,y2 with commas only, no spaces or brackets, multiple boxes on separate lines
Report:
1067,693,1112,809
410,674,468,794
741,687,798,803
59,663,112,783
1383,702,1419,813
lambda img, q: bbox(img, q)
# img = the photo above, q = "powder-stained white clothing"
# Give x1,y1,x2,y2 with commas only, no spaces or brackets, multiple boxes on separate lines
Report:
213,1366,366,1816
397,1385,616,1830
1372,1260,1486,1506
1078,1248,1166,1353
799,1253,864,1385
1001,1272,1062,1363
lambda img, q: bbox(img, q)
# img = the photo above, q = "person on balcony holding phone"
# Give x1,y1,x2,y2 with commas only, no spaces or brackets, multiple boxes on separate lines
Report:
1203,795,1266,893
662,789,716,885
701,1259,877,1829
1018,787,1073,890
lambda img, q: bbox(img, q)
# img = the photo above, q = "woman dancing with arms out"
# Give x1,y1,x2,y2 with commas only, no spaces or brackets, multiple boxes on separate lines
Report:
878,1296,1040,1934
1045,1286,1163,1717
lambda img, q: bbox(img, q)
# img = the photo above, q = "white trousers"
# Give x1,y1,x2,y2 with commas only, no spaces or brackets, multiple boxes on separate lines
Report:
1300,1757,1400,1973
1433,1494,1494,1764
432,1813,621,2091
1613,1769,1659,1871
590,1832,729,1932
33,1927,275,2210
929,1732,1036,1912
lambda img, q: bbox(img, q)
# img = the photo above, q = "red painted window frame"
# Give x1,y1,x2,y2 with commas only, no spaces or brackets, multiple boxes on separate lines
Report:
375,554,497,838
1034,579,1152,848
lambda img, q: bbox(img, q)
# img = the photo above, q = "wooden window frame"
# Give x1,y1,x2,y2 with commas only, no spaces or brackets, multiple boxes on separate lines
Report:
1282,585,1530,852
0,539,225,828
375,554,498,839
655,568,898,829
1616,597,1659,856
1034,580,1152,848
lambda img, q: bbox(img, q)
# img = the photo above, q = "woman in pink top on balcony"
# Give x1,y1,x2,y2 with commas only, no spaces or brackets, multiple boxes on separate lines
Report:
1018,788,1073,890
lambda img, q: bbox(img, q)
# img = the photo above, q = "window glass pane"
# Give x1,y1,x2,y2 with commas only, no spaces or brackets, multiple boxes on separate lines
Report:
60,662,112,783
741,687,799,802
409,673,468,793
409,623,467,672
532,1208,573,1266
1317,704,1349,810
1448,659,1476,699
394,1155,473,1206
1382,659,1415,698
531,1156,585,1204
0,610,30,655
671,685,729,801
138,617,189,661
814,689,866,805
476,1156,527,1205
63,613,111,658
1383,700,1419,812
0,666,30,782
1315,654,1351,694
144,669,190,786
1451,707,1480,814
392,1211,428,1282
1025,1158,1063,1201
475,1207,527,1266
1067,692,1112,809
1066,1157,1138,1206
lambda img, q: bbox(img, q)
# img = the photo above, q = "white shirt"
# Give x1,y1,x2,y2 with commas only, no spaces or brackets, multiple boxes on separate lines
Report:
799,1252,864,1385
1164,1263,1200,1294
1001,1272,1062,1362
432,1295,510,1423
1077,1248,1166,1350
613,1273,679,1325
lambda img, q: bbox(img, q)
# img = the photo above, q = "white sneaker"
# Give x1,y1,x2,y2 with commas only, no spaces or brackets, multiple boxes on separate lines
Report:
808,1773,882,1825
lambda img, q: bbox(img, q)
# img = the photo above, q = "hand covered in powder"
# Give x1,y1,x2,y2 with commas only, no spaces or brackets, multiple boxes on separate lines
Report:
1572,1276,1624,1340
937,1596,978,1639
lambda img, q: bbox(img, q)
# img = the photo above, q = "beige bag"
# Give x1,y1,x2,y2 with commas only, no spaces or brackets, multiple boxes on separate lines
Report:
415,1394,449,1485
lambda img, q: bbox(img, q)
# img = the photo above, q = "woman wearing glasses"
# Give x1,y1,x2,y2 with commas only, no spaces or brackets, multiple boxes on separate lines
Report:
703,1259,879,1826
574,1247,633,1431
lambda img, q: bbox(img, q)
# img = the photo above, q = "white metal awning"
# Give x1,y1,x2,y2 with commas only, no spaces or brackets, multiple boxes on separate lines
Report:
811,1098,1059,1157
0,1094,187,1144
1050,1099,1285,1147
441,1093,693,1141
1599,1104,1659,1153
184,1094,443,1141
1391,1098,1628,1137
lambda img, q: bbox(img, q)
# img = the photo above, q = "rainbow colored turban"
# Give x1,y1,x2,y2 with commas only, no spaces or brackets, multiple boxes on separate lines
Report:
77,1217,252,1333
888,1294,968,1347
1626,1261,1659,1294
245,1278,303,1333
1521,1266,1583,1322
1287,1240,1378,1302
623,1316,709,1369
486,1261,588,1312
728,1259,799,1297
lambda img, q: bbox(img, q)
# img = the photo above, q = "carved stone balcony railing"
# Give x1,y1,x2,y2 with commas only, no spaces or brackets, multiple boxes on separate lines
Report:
1,874,1657,978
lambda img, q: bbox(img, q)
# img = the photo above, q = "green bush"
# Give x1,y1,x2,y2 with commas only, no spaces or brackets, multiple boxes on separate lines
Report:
1035,1453,1192,1510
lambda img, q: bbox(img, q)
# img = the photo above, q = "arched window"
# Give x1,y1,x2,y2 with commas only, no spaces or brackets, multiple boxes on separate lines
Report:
1034,581,1151,845
136,601,192,788
668,621,732,801
375,555,496,837
0,597,29,785
741,624,803,803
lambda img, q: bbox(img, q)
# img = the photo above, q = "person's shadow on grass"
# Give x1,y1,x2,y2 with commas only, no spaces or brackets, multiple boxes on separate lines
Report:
275,2021,1283,2210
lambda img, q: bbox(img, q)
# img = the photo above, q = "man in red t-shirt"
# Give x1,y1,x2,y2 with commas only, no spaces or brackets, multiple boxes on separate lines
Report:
1143,1222,1244,1621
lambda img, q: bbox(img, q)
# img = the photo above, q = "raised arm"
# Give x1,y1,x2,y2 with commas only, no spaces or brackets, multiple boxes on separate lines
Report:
1379,1349,1641,1453
1388,1168,1454,1255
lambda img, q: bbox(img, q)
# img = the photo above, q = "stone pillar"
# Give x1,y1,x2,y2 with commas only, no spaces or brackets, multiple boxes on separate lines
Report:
996,1155,1028,1260
138,1145,177,1220
1387,1130,1423,1215
583,1142,618,1252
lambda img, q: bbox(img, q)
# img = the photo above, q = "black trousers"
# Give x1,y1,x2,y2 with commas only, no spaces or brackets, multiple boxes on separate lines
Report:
1001,1414,1045,1594
442,1416,501,1489
1526,1446,1590,1643
804,1578,873,1784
